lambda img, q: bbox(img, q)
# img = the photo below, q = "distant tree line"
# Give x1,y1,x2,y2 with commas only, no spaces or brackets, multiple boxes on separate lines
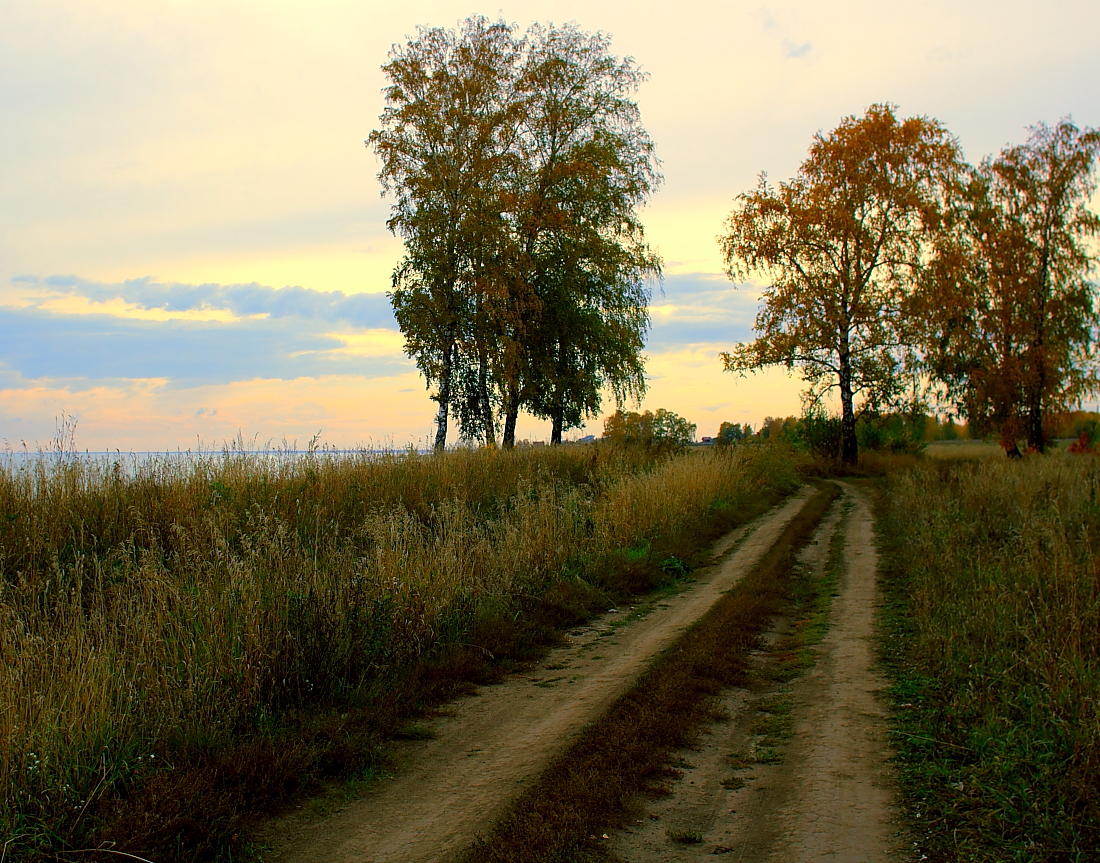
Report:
369,17,660,451
721,104,1099,462
709,409,1100,458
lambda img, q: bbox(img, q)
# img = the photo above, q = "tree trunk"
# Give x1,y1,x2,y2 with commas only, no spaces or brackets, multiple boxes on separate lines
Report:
1026,254,1050,453
477,346,496,447
1021,231,1053,454
550,340,567,446
550,412,563,445
838,349,857,465
1026,399,1045,453
433,341,455,454
502,381,519,449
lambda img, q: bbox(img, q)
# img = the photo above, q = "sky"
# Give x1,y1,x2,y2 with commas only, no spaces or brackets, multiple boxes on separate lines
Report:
2,0,1098,451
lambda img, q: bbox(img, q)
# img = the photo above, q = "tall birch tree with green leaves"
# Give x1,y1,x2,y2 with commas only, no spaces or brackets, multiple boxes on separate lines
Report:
369,18,660,449
368,18,521,452
509,23,660,446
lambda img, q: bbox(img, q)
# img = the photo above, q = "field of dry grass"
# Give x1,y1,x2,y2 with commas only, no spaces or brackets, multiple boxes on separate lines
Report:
0,441,801,860
879,453,1100,860
923,439,1005,460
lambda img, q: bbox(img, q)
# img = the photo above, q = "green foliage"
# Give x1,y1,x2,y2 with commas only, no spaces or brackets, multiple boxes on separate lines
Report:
602,408,696,450
795,412,844,459
737,410,929,461
855,412,927,455
715,421,753,445
369,17,661,449
1075,417,1100,446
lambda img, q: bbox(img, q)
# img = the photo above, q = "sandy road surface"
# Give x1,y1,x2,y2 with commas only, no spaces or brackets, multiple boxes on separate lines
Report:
258,487,816,863
610,482,902,863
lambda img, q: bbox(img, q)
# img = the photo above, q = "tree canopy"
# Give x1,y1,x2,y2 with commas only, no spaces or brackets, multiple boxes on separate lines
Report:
369,17,660,450
720,104,963,463
919,119,1100,453
603,408,696,449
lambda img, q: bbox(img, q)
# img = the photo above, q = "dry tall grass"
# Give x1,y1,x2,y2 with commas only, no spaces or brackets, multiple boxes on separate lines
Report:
0,442,800,853
882,454,1100,859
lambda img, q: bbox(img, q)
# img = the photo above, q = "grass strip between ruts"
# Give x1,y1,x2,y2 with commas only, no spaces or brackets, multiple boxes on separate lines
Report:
460,482,840,863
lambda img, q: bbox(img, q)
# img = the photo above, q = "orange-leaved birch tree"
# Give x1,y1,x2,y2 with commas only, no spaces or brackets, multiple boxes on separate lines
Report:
920,119,1100,454
720,104,962,464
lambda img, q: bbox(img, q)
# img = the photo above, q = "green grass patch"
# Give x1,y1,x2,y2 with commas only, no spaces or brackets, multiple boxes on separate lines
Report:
668,828,705,844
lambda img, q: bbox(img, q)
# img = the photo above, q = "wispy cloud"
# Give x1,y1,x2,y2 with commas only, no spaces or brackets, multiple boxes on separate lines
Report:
784,40,812,59
758,8,813,61
1,275,409,388
12,275,395,328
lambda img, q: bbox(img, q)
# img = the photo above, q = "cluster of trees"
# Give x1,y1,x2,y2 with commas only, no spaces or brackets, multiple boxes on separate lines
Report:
715,411,945,458
603,408,696,449
722,104,1099,462
715,409,1100,458
369,17,660,452
715,421,754,444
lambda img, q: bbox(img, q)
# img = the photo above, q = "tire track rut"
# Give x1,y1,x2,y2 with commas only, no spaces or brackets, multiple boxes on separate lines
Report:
609,481,902,863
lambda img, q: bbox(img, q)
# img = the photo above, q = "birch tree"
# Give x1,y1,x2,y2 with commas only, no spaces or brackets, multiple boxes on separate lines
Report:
720,104,962,463
920,119,1100,453
368,18,520,451
509,23,660,446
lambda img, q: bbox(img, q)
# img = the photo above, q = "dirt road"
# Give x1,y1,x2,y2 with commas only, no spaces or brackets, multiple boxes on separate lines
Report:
610,482,902,862
258,488,816,863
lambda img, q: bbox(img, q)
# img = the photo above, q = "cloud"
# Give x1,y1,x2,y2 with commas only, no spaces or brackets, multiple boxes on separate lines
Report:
0,269,799,449
13,274,395,328
646,273,761,350
757,8,813,61
0,276,412,388
784,40,813,59
4,272,762,385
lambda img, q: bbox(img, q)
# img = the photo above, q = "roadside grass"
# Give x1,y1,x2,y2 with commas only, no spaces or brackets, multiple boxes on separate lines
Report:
667,828,705,844
923,440,1004,460
877,455,1100,862
459,483,840,863
0,441,803,862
